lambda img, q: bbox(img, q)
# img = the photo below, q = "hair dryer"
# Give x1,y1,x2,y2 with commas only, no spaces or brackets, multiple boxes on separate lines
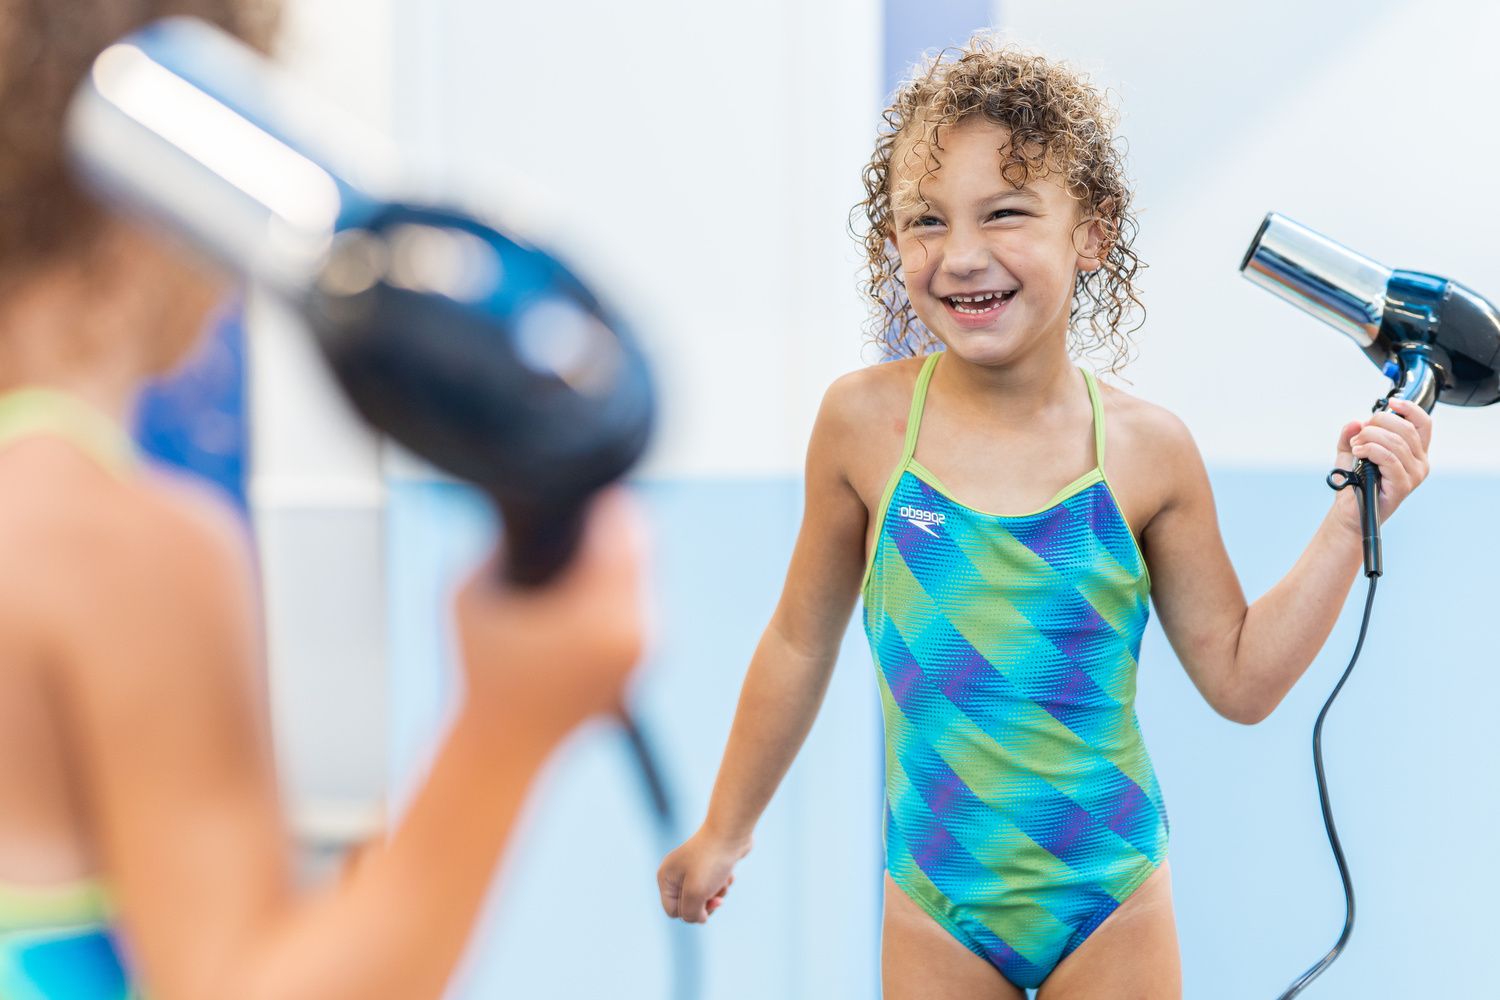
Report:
1241,213,1500,999
1243,212,1500,577
64,16,655,586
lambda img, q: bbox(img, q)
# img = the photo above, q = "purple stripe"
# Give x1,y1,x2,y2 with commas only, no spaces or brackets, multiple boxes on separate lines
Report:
1007,503,1079,566
879,616,1164,862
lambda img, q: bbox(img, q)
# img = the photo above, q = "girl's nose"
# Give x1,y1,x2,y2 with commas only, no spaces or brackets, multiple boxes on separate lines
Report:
940,226,990,278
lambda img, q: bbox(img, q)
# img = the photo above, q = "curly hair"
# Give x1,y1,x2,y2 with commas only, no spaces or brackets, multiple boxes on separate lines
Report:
0,0,279,284
854,33,1145,376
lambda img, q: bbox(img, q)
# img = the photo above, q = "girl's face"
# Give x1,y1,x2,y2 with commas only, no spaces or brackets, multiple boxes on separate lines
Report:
889,118,1104,367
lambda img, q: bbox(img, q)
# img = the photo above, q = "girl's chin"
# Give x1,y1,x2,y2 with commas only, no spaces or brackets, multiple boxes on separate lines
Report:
932,328,1050,369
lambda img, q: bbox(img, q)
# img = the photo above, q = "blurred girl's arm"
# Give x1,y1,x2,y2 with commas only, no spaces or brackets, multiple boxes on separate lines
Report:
1141,400,1431,724
55,481,642,1000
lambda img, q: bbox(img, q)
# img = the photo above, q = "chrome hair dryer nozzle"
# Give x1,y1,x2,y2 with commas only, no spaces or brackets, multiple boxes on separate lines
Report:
1241,212,1500,412
65,17,656,586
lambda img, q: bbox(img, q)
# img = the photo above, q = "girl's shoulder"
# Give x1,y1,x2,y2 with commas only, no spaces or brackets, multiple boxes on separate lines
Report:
1088,376,1205,531
818,355,928,429
0,438,253,651
1089,375,1197,463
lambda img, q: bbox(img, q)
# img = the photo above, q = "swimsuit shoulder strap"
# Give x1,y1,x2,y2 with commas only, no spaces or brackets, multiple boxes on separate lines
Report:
901,351,944,465
0,878,113,933
0,388,134,475
1081,366,1106,469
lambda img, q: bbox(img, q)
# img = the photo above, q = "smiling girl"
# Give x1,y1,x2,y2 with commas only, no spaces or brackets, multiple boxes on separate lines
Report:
656,35,1432,999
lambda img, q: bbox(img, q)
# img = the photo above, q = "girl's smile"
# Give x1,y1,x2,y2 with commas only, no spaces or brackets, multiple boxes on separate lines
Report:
939,288,1018,327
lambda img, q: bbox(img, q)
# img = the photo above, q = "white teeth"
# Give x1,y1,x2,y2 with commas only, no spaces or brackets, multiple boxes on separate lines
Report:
947,290,1014,314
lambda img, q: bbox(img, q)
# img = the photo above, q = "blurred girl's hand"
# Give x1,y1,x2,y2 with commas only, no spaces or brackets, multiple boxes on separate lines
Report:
454,487,649,743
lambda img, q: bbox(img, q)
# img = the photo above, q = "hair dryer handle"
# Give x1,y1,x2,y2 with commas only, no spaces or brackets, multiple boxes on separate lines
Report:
1355,459,1382,578
1327,457,1382,578
498,500,588,587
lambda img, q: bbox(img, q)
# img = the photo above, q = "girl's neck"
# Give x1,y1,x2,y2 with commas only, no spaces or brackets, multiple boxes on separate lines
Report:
0,271,148,427
933,343,1082,425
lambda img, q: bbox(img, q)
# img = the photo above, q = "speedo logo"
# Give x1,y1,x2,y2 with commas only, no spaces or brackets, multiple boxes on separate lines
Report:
899,505,946,536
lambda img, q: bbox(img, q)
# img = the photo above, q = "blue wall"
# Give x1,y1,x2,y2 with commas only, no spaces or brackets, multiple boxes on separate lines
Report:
386,466,1498,998
131,304,247,512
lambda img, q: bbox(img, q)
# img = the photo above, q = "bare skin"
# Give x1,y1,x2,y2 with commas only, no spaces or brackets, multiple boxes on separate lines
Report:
0,220,649,1000
658,117,1434,996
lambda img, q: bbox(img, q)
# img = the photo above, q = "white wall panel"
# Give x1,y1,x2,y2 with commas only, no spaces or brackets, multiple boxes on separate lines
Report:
1002,0,1500,471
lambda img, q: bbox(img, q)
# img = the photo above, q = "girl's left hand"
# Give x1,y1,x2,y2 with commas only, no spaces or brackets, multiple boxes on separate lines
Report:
1332,396,1434,535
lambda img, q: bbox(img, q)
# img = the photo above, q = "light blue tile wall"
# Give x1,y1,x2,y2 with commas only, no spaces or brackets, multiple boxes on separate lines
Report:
388,468,1498,998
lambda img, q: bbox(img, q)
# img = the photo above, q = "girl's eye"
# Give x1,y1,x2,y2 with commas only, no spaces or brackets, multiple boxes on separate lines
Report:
989,209,1023,220
910,216,942,229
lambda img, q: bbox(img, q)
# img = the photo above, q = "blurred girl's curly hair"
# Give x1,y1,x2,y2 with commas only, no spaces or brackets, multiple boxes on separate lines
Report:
854,32,1145,374
0,0,279,283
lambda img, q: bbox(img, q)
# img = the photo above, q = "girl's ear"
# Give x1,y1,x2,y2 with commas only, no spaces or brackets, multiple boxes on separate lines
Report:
1072,199,1115,272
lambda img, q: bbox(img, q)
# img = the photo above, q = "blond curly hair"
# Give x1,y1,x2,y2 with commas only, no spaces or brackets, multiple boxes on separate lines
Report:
854,33,1145,375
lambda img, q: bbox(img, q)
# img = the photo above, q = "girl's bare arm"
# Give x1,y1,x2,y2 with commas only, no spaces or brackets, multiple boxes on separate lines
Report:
698,376,872,843
53,479,642,1000
1140,400,1432,724
657,374,877,923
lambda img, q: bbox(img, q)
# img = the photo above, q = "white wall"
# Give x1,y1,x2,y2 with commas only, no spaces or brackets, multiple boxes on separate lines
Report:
250,0,396,846
1002,0,1500,472
391,0,883,479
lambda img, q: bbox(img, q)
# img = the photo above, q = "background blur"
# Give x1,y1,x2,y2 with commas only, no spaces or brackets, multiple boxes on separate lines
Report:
137,0,1500,996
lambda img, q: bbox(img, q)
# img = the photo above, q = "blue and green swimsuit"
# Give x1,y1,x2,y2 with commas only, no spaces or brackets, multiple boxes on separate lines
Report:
861,351,1169,990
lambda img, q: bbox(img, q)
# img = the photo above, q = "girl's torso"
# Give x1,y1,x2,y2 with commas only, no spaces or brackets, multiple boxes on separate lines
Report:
0,389,137,997
852,350,1170,987
845,354,1165,564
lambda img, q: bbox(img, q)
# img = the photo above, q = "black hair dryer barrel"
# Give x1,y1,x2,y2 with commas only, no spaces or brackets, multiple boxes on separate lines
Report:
64,17,655,586
305,206,656,585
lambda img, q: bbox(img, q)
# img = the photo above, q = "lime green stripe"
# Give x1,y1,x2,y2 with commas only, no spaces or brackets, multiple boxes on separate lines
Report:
1081,367,1154,595
886,852,993,956
0,879,112,932
878,554,1158,794
877,659,1153,881
860,352,945,597
860,465,906,599
0,388,133,474
1099,475,1152,594
1083,367,1107,467
886,825,1063,965
928,501,1146,710
906,460,1105,519
885,518,1136,715
898,460,1147,636
902,352,943,461
881,677,1087,898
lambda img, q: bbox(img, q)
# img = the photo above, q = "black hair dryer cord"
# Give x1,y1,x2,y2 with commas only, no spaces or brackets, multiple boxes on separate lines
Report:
619,711,702,1000
1276,448,1383,999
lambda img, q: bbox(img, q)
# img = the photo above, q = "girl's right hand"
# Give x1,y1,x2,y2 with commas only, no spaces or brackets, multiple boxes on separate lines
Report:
453,487,648,743
657,827,753,923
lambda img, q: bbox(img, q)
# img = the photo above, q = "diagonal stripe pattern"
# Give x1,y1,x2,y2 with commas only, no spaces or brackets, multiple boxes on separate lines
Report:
863,353,1168,991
